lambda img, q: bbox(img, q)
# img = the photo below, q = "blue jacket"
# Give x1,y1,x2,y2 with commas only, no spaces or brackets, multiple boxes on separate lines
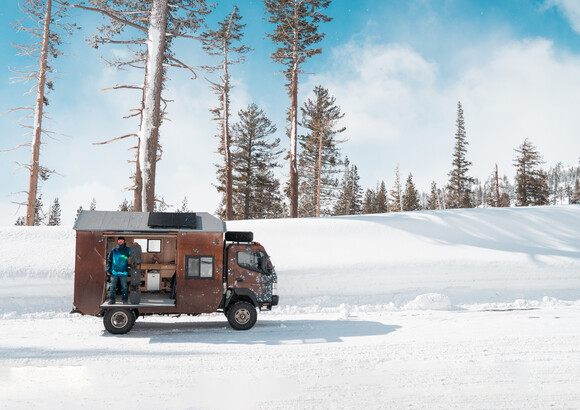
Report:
106,244,131,276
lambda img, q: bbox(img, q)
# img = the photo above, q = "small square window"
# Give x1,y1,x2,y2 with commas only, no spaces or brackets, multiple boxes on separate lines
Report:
133,238,161,253
185,255,214,279
148,239,161,253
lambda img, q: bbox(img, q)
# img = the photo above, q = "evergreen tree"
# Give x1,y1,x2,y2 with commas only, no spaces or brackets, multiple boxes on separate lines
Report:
75,206,83,222
514,138,549,206
230,103,283,220
33,194,44,226
48,197,61,226
201,6,251,220
89,198,96,211
375,181,389,213
402,173,421,211
264,0,332,218
333,158,362,215
572,179,580,204
362,188,376,214
389,164,402,212
177,197,190,213
298,85,346,217
118,200,131,212
15,217,26,226
447,101,474,208
426,181,441,210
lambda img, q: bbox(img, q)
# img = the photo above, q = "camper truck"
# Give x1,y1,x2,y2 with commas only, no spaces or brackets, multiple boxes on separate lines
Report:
71,211,278,334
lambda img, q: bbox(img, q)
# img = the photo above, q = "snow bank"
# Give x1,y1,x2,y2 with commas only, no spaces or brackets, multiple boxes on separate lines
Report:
404,293,452,310
1,205,579,317
230,205,580,306
0,226,75,279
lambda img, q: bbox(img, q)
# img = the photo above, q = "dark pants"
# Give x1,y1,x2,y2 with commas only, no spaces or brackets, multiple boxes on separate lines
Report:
109,275,128,302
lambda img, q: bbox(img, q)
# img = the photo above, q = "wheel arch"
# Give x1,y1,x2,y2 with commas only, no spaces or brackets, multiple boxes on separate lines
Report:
225,288,258,309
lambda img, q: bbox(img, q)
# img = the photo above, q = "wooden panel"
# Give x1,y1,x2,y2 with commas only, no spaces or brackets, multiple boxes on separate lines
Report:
175,232,224,313
73,231,107,315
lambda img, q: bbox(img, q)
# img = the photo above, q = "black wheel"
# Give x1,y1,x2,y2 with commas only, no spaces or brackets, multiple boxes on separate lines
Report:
103,308,135,334
226,301,258,330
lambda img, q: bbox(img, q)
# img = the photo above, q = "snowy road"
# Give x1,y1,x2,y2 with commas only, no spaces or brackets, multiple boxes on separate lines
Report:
2,306,579,409
2,207,580,408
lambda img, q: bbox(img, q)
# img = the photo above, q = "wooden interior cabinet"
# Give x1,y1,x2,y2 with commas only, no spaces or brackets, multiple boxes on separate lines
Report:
139,263,176,291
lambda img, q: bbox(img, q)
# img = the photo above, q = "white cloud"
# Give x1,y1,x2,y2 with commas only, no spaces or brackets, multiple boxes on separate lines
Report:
307,37,580,192
308,42,440,144
546,0,580,34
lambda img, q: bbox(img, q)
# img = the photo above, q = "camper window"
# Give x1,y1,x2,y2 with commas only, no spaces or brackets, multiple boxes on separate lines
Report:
134,238,162,253
185,255,214,279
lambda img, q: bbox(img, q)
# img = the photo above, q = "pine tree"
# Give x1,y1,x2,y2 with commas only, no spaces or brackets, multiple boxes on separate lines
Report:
572,179,580,204
229,103,283,220
375,181,388,213
447,101,474,209
298,85,346,217
426,181,441,210
33,194,44,226
75,206,83,222
201,6,251,220
264,0,332,218
402,173,421,211
15,217,26,226
48,197,61,226
118,200,131,212
177,197,190,213
333,158,362,215
89,198,96,211
514,138,549,206
389,165,402,212
362,188,376,214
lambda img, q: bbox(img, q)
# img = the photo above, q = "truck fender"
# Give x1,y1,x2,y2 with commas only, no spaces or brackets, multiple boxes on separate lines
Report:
225,288,258,309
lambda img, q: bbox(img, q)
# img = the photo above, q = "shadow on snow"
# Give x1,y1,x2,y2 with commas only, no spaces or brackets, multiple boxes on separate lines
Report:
127,318,401,345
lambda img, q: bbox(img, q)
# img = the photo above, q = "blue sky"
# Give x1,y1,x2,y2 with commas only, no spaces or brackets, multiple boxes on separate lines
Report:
1,0,580,225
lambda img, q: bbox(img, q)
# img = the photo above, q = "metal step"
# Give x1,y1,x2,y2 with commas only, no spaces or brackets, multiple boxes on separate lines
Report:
100,295,175,309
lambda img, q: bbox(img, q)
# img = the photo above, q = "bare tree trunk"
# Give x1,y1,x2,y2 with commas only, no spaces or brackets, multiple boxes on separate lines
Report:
288,3,299,218
315,131,323,217
26,0,51,226
133,138,143,211
139,0,167,212
289,69,299,218
223,44,233,220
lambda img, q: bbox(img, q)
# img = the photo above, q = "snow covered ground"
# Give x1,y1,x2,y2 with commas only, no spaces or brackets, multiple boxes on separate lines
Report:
1,206,580,409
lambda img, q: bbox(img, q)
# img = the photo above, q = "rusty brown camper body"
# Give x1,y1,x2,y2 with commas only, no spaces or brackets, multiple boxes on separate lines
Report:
72,211,278,334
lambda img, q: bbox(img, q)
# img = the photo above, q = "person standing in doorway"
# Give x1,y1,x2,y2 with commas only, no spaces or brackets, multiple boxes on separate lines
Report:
106,236,131,304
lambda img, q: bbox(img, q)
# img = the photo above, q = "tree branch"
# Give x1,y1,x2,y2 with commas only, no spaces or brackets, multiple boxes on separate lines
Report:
93,133,137,146
61,1,147,33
